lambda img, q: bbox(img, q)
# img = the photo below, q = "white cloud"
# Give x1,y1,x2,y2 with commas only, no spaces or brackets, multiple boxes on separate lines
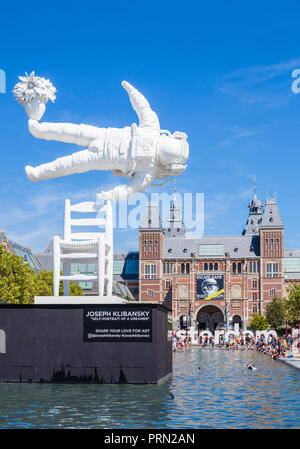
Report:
218,57,300,107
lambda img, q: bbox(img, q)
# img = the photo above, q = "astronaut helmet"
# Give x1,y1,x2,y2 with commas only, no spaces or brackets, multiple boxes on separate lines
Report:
158,131,189,166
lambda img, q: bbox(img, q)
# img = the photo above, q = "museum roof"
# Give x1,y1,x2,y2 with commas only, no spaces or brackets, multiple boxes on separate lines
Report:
163,235,260,259
34,243,139,279
113,251,139,280
140,203,162,230
260,197,283,228
0,231,42,272
284,272,300,280
284,249,300,258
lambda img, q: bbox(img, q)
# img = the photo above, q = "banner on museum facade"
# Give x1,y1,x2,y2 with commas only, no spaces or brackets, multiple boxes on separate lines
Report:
196,274,224,301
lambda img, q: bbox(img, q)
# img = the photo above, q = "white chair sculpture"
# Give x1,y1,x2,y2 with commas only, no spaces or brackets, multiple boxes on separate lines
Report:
53,199,113,297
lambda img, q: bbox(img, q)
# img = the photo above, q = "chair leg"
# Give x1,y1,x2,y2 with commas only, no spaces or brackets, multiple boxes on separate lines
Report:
53,236,61,296
63,260,71,296
106,246,113,296
98,238,104,296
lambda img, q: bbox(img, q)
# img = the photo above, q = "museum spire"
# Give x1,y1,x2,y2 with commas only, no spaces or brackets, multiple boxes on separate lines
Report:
165,180,185,238
242,178,263,235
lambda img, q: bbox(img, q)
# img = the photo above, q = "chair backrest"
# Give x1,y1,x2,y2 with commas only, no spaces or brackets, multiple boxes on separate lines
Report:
64,199,113,242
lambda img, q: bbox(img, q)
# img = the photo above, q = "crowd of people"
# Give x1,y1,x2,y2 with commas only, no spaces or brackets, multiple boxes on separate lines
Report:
172,329,294,360
254,334,294,360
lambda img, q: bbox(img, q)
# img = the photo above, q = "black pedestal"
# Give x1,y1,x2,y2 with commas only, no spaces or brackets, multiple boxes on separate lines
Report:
0,303,172,384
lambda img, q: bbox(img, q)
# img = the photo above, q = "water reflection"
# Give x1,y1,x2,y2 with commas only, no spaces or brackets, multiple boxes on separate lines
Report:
0,349,299,428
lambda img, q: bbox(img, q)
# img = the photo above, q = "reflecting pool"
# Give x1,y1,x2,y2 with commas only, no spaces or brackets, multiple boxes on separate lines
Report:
0,349,299,428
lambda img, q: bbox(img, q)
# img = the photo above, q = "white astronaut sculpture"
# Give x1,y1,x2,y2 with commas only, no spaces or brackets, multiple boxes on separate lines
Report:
15,73,189,202
14,72,189,300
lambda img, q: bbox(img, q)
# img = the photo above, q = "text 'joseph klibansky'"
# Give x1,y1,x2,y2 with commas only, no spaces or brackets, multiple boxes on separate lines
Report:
85,310,150,318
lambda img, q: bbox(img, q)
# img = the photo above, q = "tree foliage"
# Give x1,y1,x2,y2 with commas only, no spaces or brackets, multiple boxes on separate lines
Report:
249,314,269,331
285,284,300,324
0,245,38,303
266,297,286,330
0,245,83,303
36,270,84,297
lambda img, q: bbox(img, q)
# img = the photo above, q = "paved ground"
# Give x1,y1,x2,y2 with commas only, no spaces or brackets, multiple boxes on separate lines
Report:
277,354,300,371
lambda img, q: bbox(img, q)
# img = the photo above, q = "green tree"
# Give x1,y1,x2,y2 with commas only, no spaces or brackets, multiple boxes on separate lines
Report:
285,284,300,325
0,245,83,303
266,297,286,330
249,314,269,331
36,270,84,296
0,245,38,303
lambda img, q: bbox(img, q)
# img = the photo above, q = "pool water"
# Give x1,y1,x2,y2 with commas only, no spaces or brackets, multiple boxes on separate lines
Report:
0,349,299,429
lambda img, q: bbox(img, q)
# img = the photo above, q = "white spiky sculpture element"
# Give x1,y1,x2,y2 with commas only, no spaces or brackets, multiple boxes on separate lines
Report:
13,71,56,120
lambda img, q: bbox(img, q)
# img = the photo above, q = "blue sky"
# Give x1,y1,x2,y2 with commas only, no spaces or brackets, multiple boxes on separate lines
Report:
0,0,300,252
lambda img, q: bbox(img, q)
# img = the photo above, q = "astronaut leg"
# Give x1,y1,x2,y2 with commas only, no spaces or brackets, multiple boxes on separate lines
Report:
25,148,107,181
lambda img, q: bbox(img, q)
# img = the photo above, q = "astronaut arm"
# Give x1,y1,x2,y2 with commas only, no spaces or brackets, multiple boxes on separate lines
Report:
28,119,102,147
122,81,160,130
97,170,155,202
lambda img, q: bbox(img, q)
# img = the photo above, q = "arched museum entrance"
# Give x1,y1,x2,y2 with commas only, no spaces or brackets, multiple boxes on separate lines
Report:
232,314,243,330
195,304,225,333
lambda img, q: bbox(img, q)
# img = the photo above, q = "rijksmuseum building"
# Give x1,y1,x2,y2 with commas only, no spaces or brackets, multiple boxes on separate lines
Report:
7,187,299,332
138,190,300,331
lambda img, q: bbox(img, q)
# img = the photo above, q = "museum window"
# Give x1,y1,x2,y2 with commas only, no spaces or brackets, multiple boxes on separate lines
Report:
144,240,147,251
276,238,279,251
181,263,185,274
273,263,279,277
186,263,190,274
198,244,224,256
164,262,173,274
166,280,171,290
266,262,279,278
284,257,300,272
237,262,241,273
249,261,252,273
151,264,157,278
145,264,157,279
214,263,218,271
149,240,152,251
232,262,236,273
270,288,276,297
209,263,213,271
265,238,268,252
154,240,157,251
253,305,258,314
204,263,208,271
147,289,154,297
253,293,257,301
253,279,257,289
